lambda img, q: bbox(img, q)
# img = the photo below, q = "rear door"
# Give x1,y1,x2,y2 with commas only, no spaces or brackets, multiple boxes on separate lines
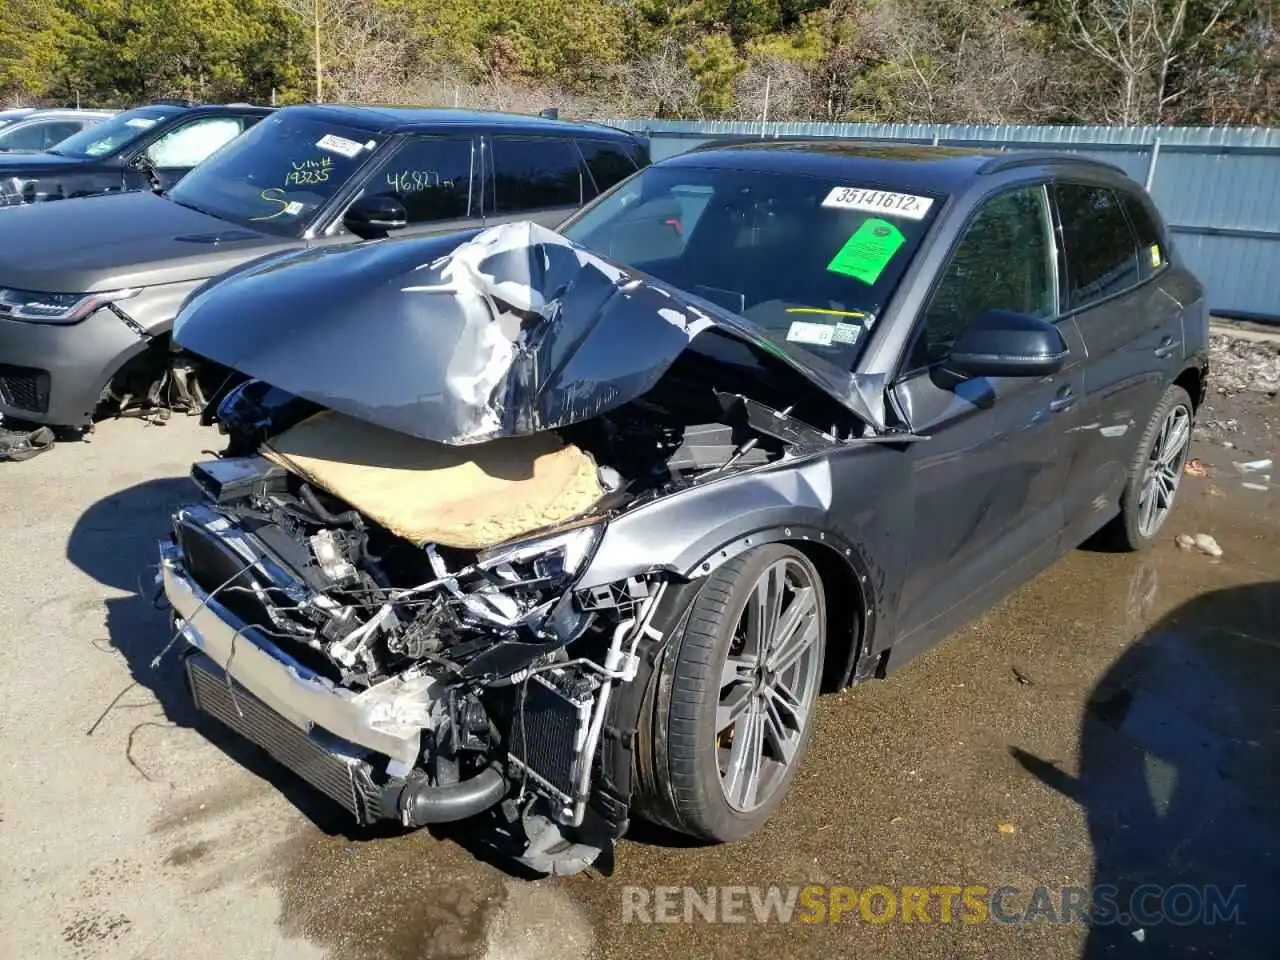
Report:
891,183,1085,643
1051,181,1181,546
480,135,588,228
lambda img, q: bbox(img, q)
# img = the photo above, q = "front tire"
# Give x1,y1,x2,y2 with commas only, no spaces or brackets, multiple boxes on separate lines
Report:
640,545,826,842
1104,384,1195,551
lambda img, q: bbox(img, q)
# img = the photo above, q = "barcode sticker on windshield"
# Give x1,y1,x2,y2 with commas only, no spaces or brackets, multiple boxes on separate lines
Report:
786,321,836,346
822,187,933,220
316,134,365,158
125,118,157,129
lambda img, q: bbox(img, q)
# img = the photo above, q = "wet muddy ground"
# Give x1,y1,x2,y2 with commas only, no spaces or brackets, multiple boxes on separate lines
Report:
1,371,1276,960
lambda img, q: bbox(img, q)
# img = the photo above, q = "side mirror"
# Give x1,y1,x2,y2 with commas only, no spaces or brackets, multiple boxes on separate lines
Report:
343,194,408,240
947,309,1068,378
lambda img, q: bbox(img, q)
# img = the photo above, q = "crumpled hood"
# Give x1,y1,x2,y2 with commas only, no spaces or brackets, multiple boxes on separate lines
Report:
0,190,288,293
174,221,888,444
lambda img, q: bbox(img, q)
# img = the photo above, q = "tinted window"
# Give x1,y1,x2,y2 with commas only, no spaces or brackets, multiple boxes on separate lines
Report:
146,116,246,168
490,137,582,213
1119,191,1167,281
578,140,638,196
42,122,85,147
367,137,474,223
0,122,56,152
167,113,377,237
1054,183,1140,310
0,121,73,151
916,187,1056,365
561,165,940,371
51,106,180,158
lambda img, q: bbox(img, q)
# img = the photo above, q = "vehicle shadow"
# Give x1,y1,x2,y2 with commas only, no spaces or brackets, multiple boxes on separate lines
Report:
68,475,399,841
1012,581,1280,958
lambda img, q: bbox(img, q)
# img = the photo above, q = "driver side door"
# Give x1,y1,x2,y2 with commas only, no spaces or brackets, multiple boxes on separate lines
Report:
889,183,1085,653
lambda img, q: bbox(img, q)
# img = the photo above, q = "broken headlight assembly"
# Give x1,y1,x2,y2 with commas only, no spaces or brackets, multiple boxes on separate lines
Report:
478,524,602,589
444,524,604,631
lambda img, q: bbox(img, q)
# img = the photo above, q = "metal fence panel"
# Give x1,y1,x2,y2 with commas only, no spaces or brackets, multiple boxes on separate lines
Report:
615,120,1280,321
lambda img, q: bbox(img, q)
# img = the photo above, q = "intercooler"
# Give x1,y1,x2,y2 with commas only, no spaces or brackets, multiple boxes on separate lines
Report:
185,652,381,822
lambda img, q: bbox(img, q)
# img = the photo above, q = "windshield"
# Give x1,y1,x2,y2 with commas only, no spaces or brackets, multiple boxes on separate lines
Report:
560,164,940,370
50,107,177,158
167,112,378,237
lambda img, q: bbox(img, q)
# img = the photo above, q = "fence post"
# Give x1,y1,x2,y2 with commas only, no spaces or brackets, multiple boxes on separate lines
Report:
1145,137,1163,191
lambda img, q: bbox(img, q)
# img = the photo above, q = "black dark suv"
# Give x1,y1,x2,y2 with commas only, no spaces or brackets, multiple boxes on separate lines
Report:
0,102,273,207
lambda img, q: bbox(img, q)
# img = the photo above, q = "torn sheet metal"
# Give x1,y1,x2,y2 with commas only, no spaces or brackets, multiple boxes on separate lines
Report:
173,221,888,444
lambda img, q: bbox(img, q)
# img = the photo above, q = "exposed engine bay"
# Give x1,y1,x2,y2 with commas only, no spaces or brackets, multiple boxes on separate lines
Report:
161,363,848,873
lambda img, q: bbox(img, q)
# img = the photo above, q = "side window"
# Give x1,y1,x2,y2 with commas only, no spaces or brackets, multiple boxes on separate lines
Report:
577,140,638,196
0,121,73,151
489,137,583,214
916,186,1056,365
41,122,83,148
367,137,474,223
1052,183,1140,311
1118,191,1167,281
146,117,245,167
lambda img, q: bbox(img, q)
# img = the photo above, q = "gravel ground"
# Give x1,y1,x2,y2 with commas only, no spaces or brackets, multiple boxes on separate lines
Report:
1,337,1277,960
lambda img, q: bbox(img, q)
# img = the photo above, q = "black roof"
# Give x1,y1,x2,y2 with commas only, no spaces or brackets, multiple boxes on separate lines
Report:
181,103,275,118
276,104,638,140
662,139,1125,193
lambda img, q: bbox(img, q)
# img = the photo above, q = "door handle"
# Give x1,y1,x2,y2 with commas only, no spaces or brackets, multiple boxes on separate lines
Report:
1049,387,1076,413
1154,336,1181,359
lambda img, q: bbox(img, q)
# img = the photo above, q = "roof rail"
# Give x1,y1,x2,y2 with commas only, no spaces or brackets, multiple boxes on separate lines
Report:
150,97,200,108
978,151,1127,176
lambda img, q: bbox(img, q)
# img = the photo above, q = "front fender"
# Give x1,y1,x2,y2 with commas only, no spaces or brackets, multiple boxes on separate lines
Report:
578,457,842,588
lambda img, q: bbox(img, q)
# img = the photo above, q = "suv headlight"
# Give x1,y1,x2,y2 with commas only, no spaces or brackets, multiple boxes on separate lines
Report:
0,286,140,324
0,177,31,202
445,524,604,630
478,523,602,589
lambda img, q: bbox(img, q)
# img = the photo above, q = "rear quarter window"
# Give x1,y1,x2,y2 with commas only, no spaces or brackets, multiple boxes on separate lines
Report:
1119,191,1168,281
577,139,639,196
1052,183,1142,311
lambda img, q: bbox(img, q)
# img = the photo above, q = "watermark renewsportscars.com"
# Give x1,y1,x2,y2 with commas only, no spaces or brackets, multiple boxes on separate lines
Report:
621,884,1246,927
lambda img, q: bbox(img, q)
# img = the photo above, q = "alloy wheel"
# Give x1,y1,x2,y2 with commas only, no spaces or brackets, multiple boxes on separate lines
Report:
716,557,822,812
1137,403,1192,539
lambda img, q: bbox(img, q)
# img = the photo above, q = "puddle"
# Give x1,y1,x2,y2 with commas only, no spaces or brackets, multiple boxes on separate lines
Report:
270,826,507,960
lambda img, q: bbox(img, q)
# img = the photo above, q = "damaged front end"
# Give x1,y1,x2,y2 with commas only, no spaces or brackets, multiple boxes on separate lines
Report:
160,222,886,873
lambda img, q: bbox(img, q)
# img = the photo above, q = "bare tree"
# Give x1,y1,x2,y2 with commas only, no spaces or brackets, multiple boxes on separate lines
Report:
280,0,412,103
622,38,698,118
1058,0,1230,124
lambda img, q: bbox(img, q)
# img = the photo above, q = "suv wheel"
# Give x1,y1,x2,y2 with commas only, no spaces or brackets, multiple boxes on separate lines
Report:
1105,384,1195,551
639,545,825,841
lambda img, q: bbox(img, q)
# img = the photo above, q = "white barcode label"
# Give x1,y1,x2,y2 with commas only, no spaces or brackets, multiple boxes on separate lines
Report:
822,187,934,220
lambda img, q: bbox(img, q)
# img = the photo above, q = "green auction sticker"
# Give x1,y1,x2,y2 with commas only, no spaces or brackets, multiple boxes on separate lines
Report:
827,218,906,285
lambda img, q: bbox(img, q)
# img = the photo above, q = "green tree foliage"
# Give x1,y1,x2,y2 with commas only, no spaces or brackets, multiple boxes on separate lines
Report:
0,0,1273,125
